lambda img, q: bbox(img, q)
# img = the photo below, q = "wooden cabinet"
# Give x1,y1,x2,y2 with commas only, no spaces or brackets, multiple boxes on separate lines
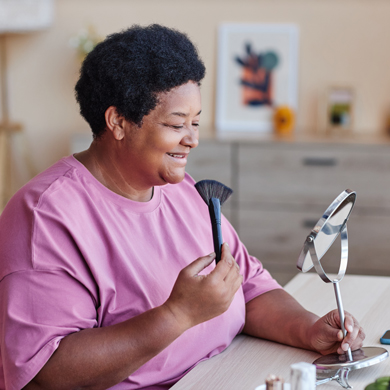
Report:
238,142,390,209
186,139,390,285
185,139,235,224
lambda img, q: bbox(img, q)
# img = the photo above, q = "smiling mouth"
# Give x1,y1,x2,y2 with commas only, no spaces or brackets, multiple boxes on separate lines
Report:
167,153,187,158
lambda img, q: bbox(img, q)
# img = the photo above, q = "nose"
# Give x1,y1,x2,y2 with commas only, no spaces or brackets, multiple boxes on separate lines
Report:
182,126,199,149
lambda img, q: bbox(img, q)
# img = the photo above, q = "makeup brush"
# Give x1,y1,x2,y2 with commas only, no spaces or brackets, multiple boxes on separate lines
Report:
195,180,233,263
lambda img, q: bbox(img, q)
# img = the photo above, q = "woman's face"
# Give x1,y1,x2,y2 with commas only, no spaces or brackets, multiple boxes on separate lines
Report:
121,81,202,189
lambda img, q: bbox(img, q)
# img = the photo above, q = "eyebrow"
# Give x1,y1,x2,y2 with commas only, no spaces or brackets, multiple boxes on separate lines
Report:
170,110,202,118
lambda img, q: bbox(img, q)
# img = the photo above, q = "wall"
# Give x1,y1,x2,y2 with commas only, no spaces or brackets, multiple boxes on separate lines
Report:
3,0,390,193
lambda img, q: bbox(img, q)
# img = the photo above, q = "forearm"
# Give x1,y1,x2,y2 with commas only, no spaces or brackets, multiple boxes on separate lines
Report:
242,289,319,351
24,304,187,390
24,248,242,390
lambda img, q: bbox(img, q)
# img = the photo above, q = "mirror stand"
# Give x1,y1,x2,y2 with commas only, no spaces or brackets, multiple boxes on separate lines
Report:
306,228,353,362
297,190,388,388
316,367,351,388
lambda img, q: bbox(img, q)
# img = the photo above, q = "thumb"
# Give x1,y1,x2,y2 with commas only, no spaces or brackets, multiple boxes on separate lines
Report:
184,252,216,276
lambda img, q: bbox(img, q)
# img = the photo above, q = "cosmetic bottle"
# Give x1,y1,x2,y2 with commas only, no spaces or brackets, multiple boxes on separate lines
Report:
266,374,284,390
290,362,316,390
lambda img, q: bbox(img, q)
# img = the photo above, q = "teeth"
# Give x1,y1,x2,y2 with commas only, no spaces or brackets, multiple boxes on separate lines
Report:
168,153,184,158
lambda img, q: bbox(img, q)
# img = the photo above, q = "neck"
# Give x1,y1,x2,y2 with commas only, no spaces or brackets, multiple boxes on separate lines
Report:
74,139,154,202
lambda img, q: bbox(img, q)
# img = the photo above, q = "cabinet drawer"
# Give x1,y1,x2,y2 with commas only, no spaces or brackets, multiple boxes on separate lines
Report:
238,204,390,281
347,212,390,275
186,140,232,186
238,205,316,267
238,143,390,209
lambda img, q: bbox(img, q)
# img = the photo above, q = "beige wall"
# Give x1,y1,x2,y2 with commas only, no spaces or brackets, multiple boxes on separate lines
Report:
3,0,390,193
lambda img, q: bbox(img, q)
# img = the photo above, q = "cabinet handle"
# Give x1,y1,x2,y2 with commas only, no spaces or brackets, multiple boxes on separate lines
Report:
302,157,337,167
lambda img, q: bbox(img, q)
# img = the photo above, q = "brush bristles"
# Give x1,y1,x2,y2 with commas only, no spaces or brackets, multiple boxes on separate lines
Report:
194,180,233,206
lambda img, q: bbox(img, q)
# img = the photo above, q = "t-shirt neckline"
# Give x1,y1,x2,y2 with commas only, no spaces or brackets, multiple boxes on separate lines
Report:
64,155,162,213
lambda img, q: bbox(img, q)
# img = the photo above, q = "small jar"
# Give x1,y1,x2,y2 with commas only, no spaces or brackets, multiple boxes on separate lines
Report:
266,374,284,390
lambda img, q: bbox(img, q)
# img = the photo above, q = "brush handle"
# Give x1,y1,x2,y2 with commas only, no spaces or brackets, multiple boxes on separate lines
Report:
208,197,223,263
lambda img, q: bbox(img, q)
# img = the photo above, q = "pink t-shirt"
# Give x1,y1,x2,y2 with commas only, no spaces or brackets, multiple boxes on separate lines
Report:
0,155,281,390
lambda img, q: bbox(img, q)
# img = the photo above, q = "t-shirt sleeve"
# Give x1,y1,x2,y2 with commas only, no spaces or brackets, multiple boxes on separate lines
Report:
0,269,98,390
0,191,99,390
221,214,283,303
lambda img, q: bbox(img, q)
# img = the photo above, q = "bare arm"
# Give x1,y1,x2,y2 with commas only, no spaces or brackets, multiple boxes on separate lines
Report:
243,289,365,355
25,304,186,390
24,244,242,390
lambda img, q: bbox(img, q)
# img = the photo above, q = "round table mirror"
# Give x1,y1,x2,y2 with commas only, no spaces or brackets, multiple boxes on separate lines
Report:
296,189,388,388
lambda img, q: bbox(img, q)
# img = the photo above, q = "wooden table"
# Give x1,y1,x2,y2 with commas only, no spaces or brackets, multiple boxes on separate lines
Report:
171,273,390,389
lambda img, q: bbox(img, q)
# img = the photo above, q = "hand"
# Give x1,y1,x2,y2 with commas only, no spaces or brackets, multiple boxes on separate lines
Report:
164,243,243,330
308,309,365,355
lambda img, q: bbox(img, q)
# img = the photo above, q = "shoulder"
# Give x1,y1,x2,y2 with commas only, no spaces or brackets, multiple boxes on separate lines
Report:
0,156,87,278
5,156,81,212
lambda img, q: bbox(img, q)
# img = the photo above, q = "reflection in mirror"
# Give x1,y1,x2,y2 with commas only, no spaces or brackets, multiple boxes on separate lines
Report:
314,197,354,267
297,191,356,276
315,234,342,276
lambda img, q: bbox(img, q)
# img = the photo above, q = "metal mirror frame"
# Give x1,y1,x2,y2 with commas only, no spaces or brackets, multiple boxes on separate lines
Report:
296,189,388,389
297,189,356,282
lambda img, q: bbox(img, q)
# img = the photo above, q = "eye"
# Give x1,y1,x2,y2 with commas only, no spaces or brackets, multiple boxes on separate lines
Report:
192,123,200,127
171,125,184,129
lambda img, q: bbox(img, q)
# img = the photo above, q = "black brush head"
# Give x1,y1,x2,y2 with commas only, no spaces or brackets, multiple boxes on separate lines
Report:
194,180,233,206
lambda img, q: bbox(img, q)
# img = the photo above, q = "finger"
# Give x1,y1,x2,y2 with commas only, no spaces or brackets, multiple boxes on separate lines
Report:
329,310,353,337
184,252,216,276
343,313,358,339
344,312,355,334
343,317,364,351
355,327,366,348
222,244,240,280
359,327,366,342
337,328,351,354
338,332,364,354
221,241,232,261
212,243,235,278
337,314,364,353
224,259,241,284
223,268,243,303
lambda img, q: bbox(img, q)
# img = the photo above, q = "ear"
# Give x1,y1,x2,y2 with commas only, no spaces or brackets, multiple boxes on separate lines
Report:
104,106,125,140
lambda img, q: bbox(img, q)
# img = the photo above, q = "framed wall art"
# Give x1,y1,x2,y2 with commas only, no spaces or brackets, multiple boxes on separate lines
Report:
215,23,299,134
327,87,354,134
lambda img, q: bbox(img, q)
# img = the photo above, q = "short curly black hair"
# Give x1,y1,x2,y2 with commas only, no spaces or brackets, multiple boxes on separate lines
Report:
75,24,206,137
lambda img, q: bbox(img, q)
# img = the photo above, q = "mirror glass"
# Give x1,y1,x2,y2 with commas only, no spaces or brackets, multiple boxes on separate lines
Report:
297,190,356,273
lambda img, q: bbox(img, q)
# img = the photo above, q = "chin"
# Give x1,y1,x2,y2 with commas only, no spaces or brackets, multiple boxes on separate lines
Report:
161,171,186,185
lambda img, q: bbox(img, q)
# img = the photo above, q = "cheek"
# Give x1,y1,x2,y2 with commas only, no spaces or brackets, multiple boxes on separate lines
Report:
155,137,182,156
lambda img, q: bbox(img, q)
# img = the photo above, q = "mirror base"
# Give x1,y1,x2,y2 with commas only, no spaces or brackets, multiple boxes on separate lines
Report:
314,346,388,373
314,347,388,388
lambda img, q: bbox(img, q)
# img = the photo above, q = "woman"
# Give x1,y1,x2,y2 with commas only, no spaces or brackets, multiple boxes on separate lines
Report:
0,25,364,390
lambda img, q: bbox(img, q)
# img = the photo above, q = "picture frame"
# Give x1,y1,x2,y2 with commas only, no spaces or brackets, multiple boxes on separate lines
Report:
327,87,354,134
215,23,299,134
0,0,54,33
